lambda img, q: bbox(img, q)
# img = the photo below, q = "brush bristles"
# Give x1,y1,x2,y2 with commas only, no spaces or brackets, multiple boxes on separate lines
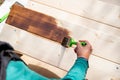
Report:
61,37,71,48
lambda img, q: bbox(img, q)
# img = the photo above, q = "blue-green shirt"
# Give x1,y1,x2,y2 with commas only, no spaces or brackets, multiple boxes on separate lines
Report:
6,57,88,80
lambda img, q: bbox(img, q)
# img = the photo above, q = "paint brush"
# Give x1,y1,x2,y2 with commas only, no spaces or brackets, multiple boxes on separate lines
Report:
61,37,87,48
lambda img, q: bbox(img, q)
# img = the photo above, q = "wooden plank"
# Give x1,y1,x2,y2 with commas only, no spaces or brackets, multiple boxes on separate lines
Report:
0,25,120,80
0,22,120,64
6,3,69,43
0,20,5,32
0,1,119,79
26,1,120,64
26,1,120,37
22,55,120,80
100,0,120,6
59,52,120,80
31,0,120,28
0,0,120,68
21,55,67,78
0,24,62,66
87,55,120,80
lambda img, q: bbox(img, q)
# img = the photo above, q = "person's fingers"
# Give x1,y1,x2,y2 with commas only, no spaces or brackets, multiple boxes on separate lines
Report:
74,47,77,53
79,40,89,44
79,40,91,47
76,41,85,48
81,40,93,52
74,42,81,53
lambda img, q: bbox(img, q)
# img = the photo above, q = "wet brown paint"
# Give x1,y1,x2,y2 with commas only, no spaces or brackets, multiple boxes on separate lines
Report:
6,3,70,43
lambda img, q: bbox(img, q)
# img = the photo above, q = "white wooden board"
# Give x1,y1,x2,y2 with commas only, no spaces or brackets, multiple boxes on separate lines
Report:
100,0,120,6
87,55,120,80
0,24,63,66
0,25,120,80
26,1,120,37
26,1,120,64
31,0,120,28
0,22,120,64
0,0,120,79
60,53,120,80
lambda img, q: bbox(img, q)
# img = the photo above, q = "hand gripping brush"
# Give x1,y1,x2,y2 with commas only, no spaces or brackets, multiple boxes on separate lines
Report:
61,37,87,48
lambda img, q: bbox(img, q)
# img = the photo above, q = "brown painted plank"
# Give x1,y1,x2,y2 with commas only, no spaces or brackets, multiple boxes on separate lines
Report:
6,3,69,43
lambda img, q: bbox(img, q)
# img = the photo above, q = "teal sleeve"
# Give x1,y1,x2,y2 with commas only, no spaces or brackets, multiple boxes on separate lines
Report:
6,58,88,80
6,61,49,80
62,57,89,80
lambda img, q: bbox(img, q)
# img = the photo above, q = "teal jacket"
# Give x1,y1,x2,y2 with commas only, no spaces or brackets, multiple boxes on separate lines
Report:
6,57,88,80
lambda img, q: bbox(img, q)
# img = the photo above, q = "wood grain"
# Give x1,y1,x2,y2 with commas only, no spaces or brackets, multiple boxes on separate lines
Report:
0,1,120,80
0,24,120,80
31,0,120,29
26,0,120,64
6,3,69,43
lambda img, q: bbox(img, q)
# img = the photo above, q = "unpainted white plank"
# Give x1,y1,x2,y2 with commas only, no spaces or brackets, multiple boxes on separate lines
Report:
0,24,62,66
22,54,120,80
0,25,120,80
59,51,120,80
26,1,120,64
0,21,120,65
31,0,120,28
26,1,120,37
100,0,120,6
87,55,120,80
31,0,61,7
0,1,119,79
0,20,6,32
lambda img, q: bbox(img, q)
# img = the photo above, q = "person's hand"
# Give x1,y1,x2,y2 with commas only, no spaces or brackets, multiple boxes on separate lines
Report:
74,40,92,60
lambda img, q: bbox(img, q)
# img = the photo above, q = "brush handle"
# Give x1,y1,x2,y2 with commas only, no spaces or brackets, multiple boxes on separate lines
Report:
72,41,87,46
80,42,87,46
0,13,9,23
70,38,87,47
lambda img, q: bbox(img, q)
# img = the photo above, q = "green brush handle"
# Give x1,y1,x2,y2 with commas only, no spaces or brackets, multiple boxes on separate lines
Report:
70,38,87,47
80,42,87,46
0,13,9,23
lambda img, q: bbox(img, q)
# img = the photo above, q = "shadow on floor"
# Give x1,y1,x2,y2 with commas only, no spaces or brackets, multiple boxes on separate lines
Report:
28,64,60,78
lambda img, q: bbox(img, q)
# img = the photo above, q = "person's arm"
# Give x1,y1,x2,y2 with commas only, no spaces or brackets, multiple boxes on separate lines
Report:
62,40,92,80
